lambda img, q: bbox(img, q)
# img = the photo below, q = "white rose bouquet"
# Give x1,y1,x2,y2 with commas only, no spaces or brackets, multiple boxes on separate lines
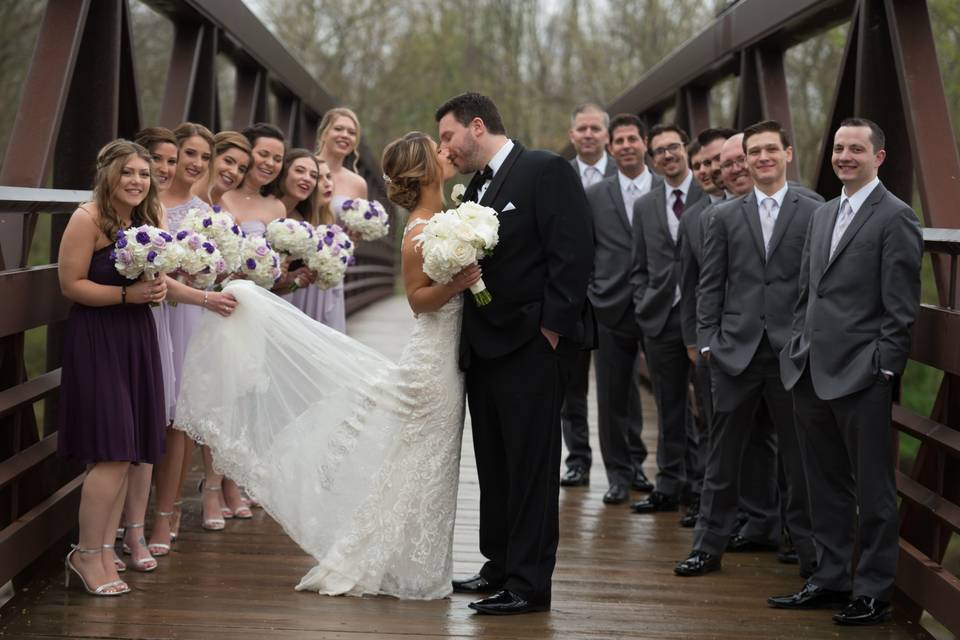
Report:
239,235,282,289
180,205,246,272
307,224,356,289
112,225,183,281
174,230,226,290
415,201,499,306
338,198,390,241
265,217,318,290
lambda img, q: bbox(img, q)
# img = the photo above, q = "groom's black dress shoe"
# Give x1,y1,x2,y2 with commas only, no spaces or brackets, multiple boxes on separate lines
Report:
602,483,629,505
674,550,721,576
630,491,679,513
832,596,891,625
767,582,851,609
469,590,549,615
560,466,589,487
632,469,654,492
727,533,779,552
452,574,500,594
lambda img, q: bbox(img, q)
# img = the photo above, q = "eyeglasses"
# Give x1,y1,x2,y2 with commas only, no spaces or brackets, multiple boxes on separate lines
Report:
720,156,747,171
650,142,683,157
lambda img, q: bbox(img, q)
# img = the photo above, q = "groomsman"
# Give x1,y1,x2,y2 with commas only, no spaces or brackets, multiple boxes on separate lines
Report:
771,118,922,625
674,120,818,577
560,103,620,489
630,124,706,514
586,113,659,504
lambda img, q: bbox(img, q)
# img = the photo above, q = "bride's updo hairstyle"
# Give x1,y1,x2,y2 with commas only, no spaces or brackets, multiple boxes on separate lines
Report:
381,132,442,211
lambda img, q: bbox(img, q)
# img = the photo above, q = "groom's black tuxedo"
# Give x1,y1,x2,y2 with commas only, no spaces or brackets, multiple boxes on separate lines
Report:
461,140,594,606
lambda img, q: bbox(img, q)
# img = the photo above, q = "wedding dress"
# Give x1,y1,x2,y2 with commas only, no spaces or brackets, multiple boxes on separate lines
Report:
176,278,465,599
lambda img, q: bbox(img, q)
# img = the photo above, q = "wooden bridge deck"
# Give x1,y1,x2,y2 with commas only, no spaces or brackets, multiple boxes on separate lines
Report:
0,296,928,639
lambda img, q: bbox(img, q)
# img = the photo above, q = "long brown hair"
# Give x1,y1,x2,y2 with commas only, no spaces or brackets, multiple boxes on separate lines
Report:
270,148,333,225
315,107,361,172
92,140,162,240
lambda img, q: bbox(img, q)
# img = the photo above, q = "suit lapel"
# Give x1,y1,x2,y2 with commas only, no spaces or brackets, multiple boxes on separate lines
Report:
650,186,671,248
824,183,884,272
740,192,765,261
480,141,523,208
606,179,631,233
765,190,798,260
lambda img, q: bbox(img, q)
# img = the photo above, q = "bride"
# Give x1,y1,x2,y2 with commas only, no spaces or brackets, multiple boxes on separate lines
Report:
177,132,481,599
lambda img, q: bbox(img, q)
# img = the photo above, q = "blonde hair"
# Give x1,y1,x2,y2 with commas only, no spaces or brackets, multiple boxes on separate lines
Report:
213,130,252,159
92,140,162,240
380,132,442,210
315,107,361,172
173,122,215,152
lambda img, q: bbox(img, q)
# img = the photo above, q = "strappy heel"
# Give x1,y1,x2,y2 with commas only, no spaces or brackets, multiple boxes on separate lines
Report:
104,544,126,572
121,523,158,572
148,511,174,556
64,546,130,596
198,479,226,531
170,500,183,543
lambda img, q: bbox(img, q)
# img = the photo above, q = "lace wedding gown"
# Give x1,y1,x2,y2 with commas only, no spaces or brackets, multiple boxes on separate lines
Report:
177,279,465,599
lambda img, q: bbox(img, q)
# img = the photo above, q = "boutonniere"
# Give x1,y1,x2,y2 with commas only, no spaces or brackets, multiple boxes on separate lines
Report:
451,183,466,205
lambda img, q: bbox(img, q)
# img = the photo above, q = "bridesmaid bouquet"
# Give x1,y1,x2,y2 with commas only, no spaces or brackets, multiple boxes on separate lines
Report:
113,225,183,281
265,218,316,290
415,201,499,306
307,224,356,289
174,230,226,290
180,205,246,272
339,198,390,241
239,235,282,289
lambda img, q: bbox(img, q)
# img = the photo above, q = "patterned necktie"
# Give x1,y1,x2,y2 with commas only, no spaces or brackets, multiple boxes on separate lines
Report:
760,197,777,256
584,166,602,189
624,182,639,225
830,199,853,258
463,165,493,203
672,189,684,218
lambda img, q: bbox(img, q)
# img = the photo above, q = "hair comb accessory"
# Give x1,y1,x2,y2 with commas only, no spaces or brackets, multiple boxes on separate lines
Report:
382,173,392,184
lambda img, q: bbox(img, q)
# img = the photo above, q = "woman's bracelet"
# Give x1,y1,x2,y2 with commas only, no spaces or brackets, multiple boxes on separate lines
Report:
202,291,209,308
121,285,127,305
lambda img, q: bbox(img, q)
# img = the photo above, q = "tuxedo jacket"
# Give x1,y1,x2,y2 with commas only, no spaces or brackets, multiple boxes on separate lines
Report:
780,182,923,399
587,172,663,335
629,180,706,338
697,188,820,376
460,141,595,367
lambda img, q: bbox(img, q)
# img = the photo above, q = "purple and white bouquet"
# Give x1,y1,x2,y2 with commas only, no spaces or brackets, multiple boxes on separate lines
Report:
265,217,317,290
415,201,499,306
307,224,356,289
338,198,390,241
239,235,282,289
180,205,246,273
112,224,182,281
174,230,226,290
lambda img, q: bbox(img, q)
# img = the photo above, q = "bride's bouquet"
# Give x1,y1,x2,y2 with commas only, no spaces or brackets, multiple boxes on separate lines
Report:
112,225,183,281
179,205,246,273
338,198,390,241
415,201,499,306
307,224,355,289
239,235,283,289
174,230,227,290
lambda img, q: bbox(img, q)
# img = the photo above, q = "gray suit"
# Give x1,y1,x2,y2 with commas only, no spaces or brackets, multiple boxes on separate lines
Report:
693,188,819,569
630,178,705,497
560,157,617,473
586,173,657,486
781,181,922,600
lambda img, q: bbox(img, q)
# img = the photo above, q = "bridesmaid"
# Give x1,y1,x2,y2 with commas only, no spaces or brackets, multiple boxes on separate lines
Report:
273,150,345,332
221,122,287,231
193,131,252,207
58,140,168,596
148,122,215,555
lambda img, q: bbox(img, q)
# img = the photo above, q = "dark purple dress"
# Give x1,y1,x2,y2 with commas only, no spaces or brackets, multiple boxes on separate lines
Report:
57,245,166,464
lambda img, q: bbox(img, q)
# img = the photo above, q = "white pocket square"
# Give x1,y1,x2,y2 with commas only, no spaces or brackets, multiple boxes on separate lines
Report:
502,202,517,212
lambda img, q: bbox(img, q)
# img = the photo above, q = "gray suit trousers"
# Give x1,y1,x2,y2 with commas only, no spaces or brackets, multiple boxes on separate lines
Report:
794,370,899,600
561,351,592,470
594,324,646,486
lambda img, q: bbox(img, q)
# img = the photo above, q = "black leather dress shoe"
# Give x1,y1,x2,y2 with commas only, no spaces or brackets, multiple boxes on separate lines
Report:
452,574,500,594
832,596,891,625
777,547,799,564
727,533,779,552
630,491,679,513
631,469,654,492
767,582,851,609
469,589,549,615
560,466,589,487
679,497,700,528
603,483,629,504
674,550,721,576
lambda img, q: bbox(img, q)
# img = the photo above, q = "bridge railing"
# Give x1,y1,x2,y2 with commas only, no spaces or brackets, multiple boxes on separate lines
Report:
0,0,395,589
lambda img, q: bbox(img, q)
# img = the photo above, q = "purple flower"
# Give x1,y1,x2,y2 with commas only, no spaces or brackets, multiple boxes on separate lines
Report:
246,257,257,270
202,217,213,227
231,224,240,235
340,256,348,264
152,235,166,248
176,230,189,240
331,245,341,256
212,205,221,213
146,250,157,263
109,250,117,261
115,229,125,240
202,242,216,254
363,211,373,220
323,235,334,246
159,231,173,242
201,265,211,273
188,235,202,250
135,230,151,245
116,236,128,249
343,240,352,249
342,199,354,209
116,248,132,264
348,255,356,266
255,245,269,257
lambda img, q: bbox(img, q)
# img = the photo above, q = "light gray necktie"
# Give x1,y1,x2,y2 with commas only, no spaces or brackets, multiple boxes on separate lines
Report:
760,197,777,256
830,199,853,258
624,182,639,225
583,166,602,189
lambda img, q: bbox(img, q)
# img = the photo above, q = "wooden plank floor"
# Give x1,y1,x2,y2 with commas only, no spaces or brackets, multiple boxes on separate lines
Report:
0,295,931,639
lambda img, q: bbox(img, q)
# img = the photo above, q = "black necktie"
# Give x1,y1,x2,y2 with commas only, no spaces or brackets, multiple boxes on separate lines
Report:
463,165,493,202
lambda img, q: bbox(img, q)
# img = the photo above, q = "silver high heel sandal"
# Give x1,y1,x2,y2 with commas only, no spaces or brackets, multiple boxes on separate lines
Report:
148,511,174,557
198,479,226,531
121,523,158,572
103,544,126,572
64,546,130,596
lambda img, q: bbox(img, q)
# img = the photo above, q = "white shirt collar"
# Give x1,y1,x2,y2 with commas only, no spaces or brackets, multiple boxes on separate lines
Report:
753,182,789,209
487,139,514,176
840,176,881,215
664,171,694,199
618,167,650,193
576,153,608,178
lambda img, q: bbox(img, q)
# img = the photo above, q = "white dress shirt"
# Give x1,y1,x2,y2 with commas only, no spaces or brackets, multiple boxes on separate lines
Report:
576,154,609,189
754,182,789,257
618,168,652,225
477,139,515,202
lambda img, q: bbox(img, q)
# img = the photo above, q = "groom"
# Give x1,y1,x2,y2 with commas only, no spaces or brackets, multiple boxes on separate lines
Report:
437,93,595,615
